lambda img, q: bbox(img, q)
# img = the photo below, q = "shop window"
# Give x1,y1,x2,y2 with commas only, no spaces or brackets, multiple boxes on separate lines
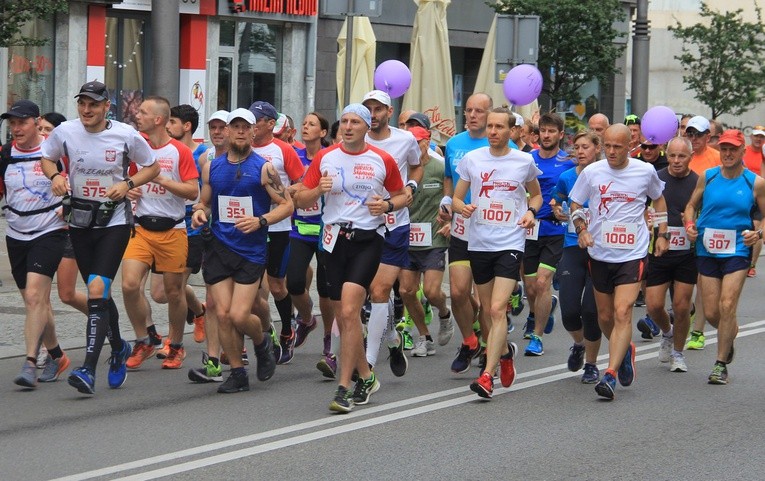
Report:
6,19,55,115
105,15,151,127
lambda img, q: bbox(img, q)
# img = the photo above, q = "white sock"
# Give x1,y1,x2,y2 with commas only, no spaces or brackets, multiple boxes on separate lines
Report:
365,302,389,367
330,318,340,355
663,326,674,338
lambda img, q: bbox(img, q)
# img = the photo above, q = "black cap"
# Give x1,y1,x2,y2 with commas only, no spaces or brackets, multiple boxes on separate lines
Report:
74,81,109,102
406,112,431,130
1,99,40,119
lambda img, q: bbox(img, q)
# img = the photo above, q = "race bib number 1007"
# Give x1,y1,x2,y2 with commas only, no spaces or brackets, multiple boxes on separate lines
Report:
477,198,515,225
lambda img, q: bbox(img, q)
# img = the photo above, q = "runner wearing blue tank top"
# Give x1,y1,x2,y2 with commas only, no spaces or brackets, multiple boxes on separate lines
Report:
684,129,765,385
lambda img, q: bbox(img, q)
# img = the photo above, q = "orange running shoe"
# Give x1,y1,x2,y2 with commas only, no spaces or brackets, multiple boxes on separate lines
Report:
161,346,186,369
193,303,207,343
499,342,518,388
156,338,171,359
126,342,156,370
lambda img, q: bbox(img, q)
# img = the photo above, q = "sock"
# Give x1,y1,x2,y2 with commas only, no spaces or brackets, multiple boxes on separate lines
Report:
365,302,389,367
26,356,37,364
48,345,63,360
106,298,123,351
385,305,399,346
170,343,183,349
186,308,195,324
209,356,219,367
425,335,433,342
439,309,451,319
147,324,158,337
715,360,727,367
330,320,340,355
83,299,111,372
275,295,294,336
231,366,246,376
671,349,682,356
136,336,149,345
663,326,674,338
464,334,478,350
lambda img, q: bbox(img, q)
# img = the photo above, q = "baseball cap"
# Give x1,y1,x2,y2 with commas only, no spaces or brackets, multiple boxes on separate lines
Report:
717,129,745,147
273,113,289,135
752,125,765,136
409,126,431,142
1,99,40,119
512,112,525,128
407,112,431,129
74,81,109,102
624,114,641,126
227,108,257,125
341,103,372,127
248,101,278,120
685,115,710,133
362,90,392,107
208,110,229,124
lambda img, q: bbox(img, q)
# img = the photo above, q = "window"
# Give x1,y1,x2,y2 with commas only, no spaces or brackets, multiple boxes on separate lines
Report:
105,15,151,127
6,19,56,115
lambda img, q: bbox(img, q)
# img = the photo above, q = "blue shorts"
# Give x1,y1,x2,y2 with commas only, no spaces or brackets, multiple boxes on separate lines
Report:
380,225,410,268
697,255,750,279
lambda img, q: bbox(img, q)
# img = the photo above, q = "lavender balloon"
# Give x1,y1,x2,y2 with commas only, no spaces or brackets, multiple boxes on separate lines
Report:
374,60,412,99
641,106,678,144
503,64,543,106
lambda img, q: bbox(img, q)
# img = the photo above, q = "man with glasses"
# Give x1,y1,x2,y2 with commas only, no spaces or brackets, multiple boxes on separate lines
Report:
636,140,668,171
625,114,642,156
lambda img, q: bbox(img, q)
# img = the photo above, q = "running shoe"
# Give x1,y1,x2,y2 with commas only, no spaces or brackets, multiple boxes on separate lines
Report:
617,342,636,387
126,341,155,370
161,345,186,369
637,315,660,340
595,370,617,400
670,352,688,373
411,336,436,357
708,363,728,385
149,331,163,350
401,329,414,351
38,353,71,383
423,297,433,325
193,303,206,343
217,371,249,393
523,315,535,339
13,360,37,388
254,336,276,381
477,352,487,371
107,340,132,389
686,330,705,350
509,283,525,316
544,295,558,334
316,354,337,379
68,367,96,395
329,385,354,413
36,346,48,369
634,291,646,307
352,372,380,405
658,335,673,363
524,334,544,356
581,363,600,384
241,348,249,365
567,343,585,372
156,338,171,359
499,342,518,388
277,330,296,365
748,267,757,278
451,342,480,374
294,315,318,348
388,331,408,377
469,371,494,399
437,309,454,346
188,353,223,383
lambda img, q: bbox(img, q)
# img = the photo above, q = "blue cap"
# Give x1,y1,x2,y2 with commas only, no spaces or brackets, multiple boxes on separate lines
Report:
341,103,372,127
248,101,278,120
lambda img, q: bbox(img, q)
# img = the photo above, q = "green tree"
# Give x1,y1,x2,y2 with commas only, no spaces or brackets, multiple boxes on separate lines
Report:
489,0,627,106
0,0,68,47
669,3,765,119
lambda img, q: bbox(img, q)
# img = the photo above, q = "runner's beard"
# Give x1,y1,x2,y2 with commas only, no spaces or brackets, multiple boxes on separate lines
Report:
229,143,251,159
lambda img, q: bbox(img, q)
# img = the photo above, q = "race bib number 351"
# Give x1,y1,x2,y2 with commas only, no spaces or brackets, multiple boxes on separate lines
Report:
218,195,253,223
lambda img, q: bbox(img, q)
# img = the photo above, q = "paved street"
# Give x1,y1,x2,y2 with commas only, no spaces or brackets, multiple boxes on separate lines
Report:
1,214,765,480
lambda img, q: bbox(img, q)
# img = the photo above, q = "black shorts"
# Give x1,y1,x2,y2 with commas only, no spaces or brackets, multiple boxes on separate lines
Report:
69,225,131,282
186,235,204,274
324,234,384,301
404,248,447,272
469,249,523,285
448,236,470,265
646,253,698,286
267,231,290,278
62,231,75,259
6,230,67,290
588,256,648,294
286,236,328,299
203,236,266,285
697,255,750,279
524,235,564,275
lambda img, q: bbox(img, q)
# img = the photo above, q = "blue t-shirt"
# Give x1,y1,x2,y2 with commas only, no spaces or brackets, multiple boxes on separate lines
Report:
531,148,575,237
553,167,587,248
185,143,209,236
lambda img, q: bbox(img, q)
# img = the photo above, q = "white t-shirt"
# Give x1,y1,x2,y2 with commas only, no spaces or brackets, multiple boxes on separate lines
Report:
252,138,304,232
41,119,155,228
569,158,665,263
456,147,541,252
365,127,420,230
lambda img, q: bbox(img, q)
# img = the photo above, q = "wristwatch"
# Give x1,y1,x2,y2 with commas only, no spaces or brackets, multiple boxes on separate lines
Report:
386,200,395,213
406,181,417,195
259,217,269,228
657,232,671,240
125,178,135,189
527,206,538,216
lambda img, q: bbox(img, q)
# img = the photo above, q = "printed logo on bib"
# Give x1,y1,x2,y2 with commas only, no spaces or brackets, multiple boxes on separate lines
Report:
451,214,469,240
218,195,253,223
526,221,539,241
602,221,638,249
667,226,690,251
477,198,515,225
77,175,112,201
297,200,321,217
409,223,432,247
322,224,339,253
702,228,735,254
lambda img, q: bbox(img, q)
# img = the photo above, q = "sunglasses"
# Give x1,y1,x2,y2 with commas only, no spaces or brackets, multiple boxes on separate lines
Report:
684,131,708,139
640,143,659,150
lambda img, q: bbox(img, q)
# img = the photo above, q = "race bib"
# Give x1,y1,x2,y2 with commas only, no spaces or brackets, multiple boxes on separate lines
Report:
526,221,539,241
409,222,432,247
144,182,167,199
702,228,735,254
297,200,321,217
384,211,397,226
476,198,515,225
667,226,690,251
602,221,638,249
77,175,112,201
218,195,253,223
451,214,469,240
322,223,339,253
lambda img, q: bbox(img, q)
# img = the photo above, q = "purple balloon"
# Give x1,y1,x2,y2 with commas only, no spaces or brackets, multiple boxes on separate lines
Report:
641,106,678,144
503,64,543,106
374,60,412,99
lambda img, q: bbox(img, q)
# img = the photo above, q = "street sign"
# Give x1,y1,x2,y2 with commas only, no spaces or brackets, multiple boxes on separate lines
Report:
495,15,539,82
321,0,382,17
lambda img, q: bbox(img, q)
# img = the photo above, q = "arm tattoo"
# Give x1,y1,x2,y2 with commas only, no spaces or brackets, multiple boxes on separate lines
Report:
266,164,287,201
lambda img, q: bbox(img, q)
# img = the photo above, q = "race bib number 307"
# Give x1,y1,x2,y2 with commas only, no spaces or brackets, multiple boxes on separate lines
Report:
702,228,735,254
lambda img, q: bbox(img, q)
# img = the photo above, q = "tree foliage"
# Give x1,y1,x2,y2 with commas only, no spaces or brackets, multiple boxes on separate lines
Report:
669,3,765,118
489,0,626,106
0,0,68,47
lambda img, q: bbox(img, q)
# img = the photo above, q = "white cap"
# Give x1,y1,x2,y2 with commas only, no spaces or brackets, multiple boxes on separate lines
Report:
208,110,229,124
362,90,392,107
686,115,710,133
512,112,524,128
752,126,765,136
227,108,256,125
273,113,289,135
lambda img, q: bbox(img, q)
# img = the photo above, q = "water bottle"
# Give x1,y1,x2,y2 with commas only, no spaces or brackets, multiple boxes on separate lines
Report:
562,201,570,217
95,200,118,226
61,194,72,222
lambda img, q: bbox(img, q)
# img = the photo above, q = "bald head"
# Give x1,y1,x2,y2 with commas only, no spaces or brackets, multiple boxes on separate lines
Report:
603,123,631,167
398,109,417,129
588,113,610,138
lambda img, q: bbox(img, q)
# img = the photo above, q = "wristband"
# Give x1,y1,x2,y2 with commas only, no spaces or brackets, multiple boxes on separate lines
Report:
652,211,668,225
575,224,586,235
684,221,695,230
440,196,452,207
571,208,588,223
527,206,538,216
49,172,61,181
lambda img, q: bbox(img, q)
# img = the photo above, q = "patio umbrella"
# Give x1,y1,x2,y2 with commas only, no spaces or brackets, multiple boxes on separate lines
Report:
402,0,456,144
336,16,376,114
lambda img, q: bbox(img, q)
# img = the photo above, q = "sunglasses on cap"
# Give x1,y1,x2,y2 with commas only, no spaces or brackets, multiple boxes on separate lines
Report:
640,143,659,150
624,114,641,126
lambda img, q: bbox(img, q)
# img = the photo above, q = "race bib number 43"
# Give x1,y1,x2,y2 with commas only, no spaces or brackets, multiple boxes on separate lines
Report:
218,195,253,223
477,198,515,225
602,221,638,249
703,228,735,254
668,226,690,251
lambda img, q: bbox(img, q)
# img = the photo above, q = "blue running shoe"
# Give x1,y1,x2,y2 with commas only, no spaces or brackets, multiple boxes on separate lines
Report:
595,370,616,400
108,340,132,389
68,367,96,395
523,315,535,339
451,342,479,374
637,315,660,340
567,343,585,372
581,363,600,384
544,295,558,334
524,334,544,356
617,342,636,386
